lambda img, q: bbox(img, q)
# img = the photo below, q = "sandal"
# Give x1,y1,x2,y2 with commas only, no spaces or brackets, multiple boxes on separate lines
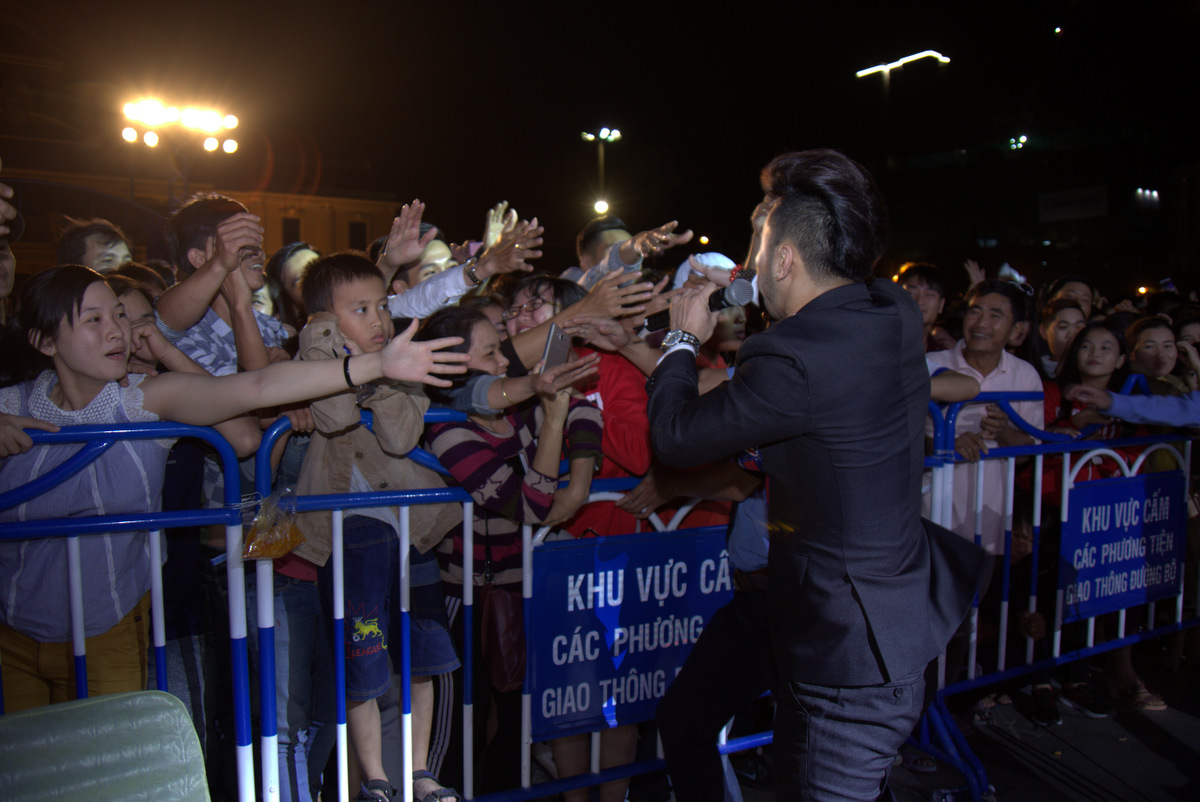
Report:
413,770,460,802
1121,684,1167,712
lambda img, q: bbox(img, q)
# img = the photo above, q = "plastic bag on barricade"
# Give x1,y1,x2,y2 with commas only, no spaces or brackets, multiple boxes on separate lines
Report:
243,487,306,559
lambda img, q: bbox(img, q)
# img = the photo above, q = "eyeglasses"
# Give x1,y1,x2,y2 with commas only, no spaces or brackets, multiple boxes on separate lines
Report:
502,296,548,320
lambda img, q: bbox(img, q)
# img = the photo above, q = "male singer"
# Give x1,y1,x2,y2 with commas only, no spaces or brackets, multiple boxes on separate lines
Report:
647,149,983,799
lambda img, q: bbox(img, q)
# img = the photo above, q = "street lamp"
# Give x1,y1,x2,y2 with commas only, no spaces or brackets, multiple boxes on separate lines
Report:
122,97,240,201
855,49,950,89
581,127,621,213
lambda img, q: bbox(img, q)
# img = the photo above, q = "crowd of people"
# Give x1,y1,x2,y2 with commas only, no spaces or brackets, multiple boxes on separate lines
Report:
0,150,1196,802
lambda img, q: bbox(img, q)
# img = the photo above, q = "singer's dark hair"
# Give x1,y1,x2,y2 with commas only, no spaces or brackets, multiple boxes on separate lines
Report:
760,148,887,284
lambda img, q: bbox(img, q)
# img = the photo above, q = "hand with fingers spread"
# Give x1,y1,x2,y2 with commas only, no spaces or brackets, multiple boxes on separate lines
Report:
379,319,469,387
477,218,543,279
380,200,438,273
483,200,518,249
448,241,474,265
642,275,681,320
620,220,694,263
570,270,655,320
963,259,985,291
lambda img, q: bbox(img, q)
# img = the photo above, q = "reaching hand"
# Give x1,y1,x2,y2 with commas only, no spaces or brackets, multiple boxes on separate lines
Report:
380,200,438,271
963,259,985,290
642,275,681,319
448,241,473,265
622,221,694,262
477,218,543,279
1065,384,1114,411
378,319,468,387
206,212,264,275
686,255,733,288
0,413,59,457
572,270,655,320
483,201,518,249
562,316,634,352
532,353,601,396
669,281,720,343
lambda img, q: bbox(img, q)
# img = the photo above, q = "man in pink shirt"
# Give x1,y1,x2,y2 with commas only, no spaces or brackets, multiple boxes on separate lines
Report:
926,281,1043,555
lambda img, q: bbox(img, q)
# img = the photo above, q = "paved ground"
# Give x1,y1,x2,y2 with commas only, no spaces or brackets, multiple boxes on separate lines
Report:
734,641,1200,801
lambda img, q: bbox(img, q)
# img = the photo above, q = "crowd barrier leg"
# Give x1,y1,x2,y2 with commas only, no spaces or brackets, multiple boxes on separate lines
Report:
399,507,414,802
226,521,256,802
461,502,475,801
332,509,350,802
256,557,281,802
149,529,168,692
66,534,88,700
520,523,533,792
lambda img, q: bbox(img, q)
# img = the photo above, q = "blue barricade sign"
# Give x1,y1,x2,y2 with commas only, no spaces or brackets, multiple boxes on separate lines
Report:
527,526,733,740
1060,472,1186,622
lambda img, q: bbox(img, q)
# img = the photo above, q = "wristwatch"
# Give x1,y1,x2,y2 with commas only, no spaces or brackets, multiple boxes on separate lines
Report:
660,329,701,352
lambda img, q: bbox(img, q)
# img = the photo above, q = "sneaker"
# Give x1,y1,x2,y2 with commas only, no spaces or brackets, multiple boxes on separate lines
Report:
1061,683,1114,719
1031,686,1061,726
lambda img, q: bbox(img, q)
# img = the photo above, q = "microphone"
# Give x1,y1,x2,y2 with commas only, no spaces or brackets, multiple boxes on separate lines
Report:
644,276,755,332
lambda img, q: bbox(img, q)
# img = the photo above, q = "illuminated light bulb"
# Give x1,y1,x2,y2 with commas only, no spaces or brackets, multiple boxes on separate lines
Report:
609,129,621,141
203,137,219,151
699,236,710,245
599,127,610,139
223,114,238,129
144,131,159,147
1138,287,1148,295
223,139,238,154
594,200,609,214
122,127,138,142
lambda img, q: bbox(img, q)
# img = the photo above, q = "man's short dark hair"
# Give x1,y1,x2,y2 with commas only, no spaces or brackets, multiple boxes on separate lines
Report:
898,262,945,298
760,149,887,283
967,280,1032,324
55,217,130,266
576,215,629,264
165,193,247,275
301,251,384,315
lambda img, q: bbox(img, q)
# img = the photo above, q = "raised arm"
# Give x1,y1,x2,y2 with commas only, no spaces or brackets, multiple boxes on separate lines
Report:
138,320,467,426
155,212,264,332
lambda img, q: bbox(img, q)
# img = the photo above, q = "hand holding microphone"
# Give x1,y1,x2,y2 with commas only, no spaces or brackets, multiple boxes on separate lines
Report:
645,275,754,334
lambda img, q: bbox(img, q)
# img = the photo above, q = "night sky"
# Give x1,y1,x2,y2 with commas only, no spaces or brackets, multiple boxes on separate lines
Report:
3,1,1196,285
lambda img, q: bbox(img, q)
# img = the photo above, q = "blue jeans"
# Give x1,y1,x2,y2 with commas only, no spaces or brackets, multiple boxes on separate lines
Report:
246,573,335,802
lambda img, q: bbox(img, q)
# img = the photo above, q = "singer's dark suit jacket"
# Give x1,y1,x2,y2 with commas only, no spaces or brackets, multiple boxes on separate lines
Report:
648,279,984,686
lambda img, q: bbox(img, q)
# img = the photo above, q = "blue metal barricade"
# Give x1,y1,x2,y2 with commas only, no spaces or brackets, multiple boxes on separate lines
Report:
0,422,258,802
8,391,1197,802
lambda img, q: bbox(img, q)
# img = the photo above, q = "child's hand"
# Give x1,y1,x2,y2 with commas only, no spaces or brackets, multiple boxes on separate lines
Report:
379,319,468,387
0,414,59,457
